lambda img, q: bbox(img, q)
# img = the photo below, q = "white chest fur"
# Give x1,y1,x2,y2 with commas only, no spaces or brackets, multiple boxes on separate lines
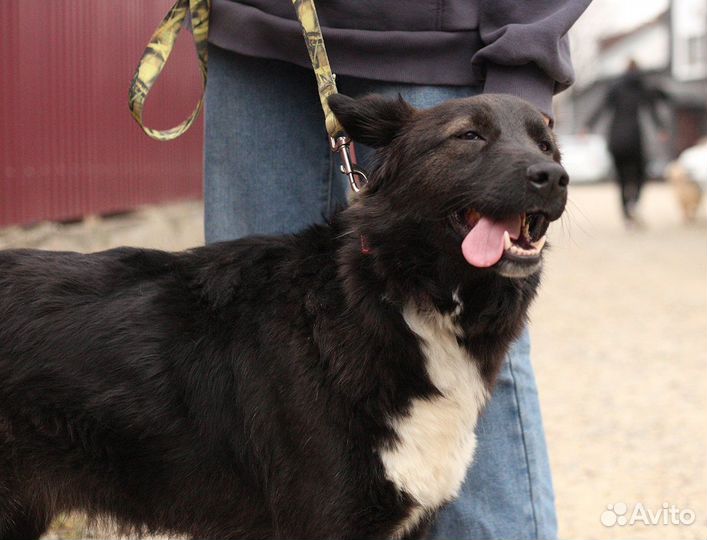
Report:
380,303,488,534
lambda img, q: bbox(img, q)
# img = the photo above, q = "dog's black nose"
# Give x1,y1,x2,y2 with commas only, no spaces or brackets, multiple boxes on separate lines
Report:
526,163,569,197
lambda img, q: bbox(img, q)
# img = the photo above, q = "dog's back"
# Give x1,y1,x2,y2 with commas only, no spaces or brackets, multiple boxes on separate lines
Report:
0,228,423,539
0,237,333,537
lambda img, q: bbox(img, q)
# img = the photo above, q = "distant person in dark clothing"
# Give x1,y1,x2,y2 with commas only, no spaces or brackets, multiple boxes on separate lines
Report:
586,59,667,226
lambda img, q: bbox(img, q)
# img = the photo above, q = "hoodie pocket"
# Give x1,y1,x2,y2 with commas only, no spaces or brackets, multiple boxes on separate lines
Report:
236,0,478,33
318,0,441,32
439,1,479,32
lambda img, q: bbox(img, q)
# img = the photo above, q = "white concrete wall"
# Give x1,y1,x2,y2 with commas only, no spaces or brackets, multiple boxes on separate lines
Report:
597,24,670,79
672,0,707,81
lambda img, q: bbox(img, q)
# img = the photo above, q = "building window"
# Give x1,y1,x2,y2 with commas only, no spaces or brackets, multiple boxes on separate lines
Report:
686,34,706,67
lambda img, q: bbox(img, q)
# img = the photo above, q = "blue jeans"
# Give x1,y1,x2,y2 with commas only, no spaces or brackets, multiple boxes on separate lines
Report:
204,46,557,540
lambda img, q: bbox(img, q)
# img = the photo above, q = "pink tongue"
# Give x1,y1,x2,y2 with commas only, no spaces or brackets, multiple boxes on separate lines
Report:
461,215,521,267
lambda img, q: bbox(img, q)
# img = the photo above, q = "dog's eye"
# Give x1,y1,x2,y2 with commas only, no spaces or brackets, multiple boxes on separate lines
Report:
458,130,484,141
538,141,552,152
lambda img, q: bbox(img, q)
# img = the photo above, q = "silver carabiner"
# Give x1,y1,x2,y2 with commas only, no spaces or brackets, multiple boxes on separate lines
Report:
329,135,368,193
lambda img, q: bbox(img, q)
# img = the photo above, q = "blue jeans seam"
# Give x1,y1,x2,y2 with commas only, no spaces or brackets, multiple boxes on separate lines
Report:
509,355,540,540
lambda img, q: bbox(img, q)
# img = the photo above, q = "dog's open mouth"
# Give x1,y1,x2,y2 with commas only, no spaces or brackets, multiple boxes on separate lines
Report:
450,209,550,274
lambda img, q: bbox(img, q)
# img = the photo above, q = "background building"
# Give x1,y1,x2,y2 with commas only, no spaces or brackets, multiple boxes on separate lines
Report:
0,1,204,227
556,0,707,176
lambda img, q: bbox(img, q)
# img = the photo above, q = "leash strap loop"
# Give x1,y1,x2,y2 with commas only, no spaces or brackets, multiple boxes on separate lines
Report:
129,0,366,191
128,0,210,141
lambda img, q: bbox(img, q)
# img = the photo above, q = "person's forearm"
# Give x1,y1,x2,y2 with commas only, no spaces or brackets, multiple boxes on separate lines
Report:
474,0,592,119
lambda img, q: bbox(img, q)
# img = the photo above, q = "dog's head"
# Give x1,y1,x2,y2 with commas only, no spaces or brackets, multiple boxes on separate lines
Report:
329,93,568,282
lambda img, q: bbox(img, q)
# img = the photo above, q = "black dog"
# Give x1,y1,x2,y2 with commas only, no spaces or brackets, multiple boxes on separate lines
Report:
0,94,567,540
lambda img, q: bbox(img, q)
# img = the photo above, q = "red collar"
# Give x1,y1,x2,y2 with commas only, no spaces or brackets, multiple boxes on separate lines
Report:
360,234,371,255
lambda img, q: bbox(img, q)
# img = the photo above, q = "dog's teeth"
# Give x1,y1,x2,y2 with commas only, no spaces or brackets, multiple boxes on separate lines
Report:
507,244,539,257
505,230,547,258
531,235,547,251
503,231,512,250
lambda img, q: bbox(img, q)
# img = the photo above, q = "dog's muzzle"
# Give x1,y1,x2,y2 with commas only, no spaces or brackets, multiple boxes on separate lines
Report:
452,161,568,278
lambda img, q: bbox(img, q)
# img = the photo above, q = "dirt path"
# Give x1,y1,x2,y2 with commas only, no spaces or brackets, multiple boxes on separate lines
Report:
532,182,707,539
4,183,703,540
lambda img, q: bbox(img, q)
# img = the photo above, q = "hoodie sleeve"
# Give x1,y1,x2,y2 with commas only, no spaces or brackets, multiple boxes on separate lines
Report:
473,0,591,119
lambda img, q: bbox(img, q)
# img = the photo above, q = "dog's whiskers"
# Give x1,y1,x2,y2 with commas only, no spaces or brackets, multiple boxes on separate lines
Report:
334,228,358,240
563,198,595,243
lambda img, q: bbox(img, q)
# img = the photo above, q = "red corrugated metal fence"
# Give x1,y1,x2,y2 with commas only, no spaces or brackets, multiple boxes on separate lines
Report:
0,1,204,227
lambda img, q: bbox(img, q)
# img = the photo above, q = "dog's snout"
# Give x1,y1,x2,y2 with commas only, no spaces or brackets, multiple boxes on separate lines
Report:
526,163,569,197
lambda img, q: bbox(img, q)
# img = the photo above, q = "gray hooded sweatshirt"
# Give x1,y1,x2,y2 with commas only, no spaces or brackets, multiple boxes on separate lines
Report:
208,0,592,118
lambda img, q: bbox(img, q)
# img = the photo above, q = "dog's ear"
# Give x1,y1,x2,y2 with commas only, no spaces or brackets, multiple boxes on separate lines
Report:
328,94,414,148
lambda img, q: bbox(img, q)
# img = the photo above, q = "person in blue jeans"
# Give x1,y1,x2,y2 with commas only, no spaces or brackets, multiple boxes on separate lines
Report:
204,2,590,537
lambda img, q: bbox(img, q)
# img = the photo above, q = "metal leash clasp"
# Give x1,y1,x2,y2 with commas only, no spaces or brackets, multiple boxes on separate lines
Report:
329,135,368,193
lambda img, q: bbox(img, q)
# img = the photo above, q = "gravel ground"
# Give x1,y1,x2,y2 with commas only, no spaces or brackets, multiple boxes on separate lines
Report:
3,183,703,540
531,182,706,539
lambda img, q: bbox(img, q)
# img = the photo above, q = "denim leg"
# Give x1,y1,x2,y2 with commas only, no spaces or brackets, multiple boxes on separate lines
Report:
429,328,557,540
204,46,347,242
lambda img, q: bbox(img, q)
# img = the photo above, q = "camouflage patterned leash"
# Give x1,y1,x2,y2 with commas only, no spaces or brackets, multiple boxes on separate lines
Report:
129,0,366,190
292,0,368,192
128,0,210,141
